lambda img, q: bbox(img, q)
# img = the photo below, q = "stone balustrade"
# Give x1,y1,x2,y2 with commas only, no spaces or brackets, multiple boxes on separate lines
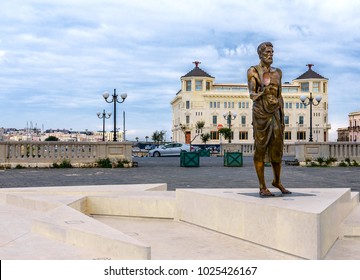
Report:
295,142,360,162
221,143,296,157
1,141,359,168
222,142,360,162
0,141,133,168
221,143,255,155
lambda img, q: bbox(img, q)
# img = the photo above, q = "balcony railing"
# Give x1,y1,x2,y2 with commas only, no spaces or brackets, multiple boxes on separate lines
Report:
348,126,360,131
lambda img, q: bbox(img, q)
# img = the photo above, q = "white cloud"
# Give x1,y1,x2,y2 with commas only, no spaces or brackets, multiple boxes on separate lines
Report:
0,0,359,139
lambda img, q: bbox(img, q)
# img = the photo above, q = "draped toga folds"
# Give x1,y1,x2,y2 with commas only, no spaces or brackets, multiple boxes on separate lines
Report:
247,64,284,163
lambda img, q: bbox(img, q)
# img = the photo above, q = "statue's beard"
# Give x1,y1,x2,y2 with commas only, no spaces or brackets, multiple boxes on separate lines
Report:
264,57,273,65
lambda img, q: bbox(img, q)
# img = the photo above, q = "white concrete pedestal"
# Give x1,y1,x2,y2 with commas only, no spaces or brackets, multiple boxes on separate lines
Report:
0,185,358,259
176,188,359,259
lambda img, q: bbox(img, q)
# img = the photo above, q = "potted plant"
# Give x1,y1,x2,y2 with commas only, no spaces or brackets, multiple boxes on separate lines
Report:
179,121,205,167
199,132,211,157
219,128,243,167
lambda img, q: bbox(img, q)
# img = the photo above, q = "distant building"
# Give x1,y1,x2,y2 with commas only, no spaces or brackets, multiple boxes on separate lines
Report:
339,111,360,142
349,111,360,142
336,111,360,142
1,128,125,142
337,127,349,142
171,62,330,144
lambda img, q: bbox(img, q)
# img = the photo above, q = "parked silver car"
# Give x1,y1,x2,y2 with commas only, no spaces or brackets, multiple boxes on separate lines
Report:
148,143,190,157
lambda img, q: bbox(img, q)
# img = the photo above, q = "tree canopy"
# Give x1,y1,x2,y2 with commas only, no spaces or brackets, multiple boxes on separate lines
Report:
44,136,59,141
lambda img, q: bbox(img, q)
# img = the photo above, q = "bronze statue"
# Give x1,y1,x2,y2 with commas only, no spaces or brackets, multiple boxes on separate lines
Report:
247,42,291,197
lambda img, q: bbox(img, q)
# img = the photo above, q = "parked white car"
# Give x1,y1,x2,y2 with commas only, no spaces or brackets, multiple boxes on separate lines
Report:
148,143,190,157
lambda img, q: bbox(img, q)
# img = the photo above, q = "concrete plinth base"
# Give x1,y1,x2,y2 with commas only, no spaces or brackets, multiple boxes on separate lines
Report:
176,188,359,259
0,185,359,259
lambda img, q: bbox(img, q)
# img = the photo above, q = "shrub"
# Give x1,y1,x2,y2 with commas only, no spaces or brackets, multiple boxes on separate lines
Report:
116,159,130,168
15,164,25,169
310,161,319,167
324,157,337,166
96,158,112,168
316,157,325,166
339,160,348,167
329,157,337,163
352,160,359,167
53,159,72,168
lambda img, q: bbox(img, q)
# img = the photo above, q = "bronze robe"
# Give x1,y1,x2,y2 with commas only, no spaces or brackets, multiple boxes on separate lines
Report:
247,64,284,163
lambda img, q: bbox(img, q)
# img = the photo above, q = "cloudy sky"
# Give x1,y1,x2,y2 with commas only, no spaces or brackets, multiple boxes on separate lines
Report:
1,0,359,141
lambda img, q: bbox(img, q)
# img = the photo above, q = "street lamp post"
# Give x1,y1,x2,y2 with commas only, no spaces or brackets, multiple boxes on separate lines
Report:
97,109,112,141
300,92,322,142
102,89,127,142
223,111,237,143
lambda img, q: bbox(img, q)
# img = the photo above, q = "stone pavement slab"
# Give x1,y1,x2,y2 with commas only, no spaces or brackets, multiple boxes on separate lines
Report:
93,216,300,260
0,204,102,260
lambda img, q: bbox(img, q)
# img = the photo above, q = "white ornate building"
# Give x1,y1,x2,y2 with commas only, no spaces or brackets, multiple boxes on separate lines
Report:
171,62,331,145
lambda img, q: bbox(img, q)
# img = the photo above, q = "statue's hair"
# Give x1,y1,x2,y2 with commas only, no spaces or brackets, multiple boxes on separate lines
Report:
257,42,273,56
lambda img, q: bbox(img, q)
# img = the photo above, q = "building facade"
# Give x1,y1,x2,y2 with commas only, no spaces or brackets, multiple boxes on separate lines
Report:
348,111,360,142
171,62,330,145
0,128,124,142
336,127,349,142
338,111,360,142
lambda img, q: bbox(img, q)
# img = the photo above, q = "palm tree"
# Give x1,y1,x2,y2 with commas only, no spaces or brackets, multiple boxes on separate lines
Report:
218,127,232,143
151,130,165,144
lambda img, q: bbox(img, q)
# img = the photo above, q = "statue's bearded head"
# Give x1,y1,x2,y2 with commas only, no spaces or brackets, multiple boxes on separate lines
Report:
257,42,273,66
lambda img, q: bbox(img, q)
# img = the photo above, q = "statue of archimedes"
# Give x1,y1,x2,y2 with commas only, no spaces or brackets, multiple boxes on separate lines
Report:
247,42,291,197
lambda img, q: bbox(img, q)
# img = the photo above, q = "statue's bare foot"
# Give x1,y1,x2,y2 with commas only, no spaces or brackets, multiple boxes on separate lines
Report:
272,181,292,194
259,187,275,197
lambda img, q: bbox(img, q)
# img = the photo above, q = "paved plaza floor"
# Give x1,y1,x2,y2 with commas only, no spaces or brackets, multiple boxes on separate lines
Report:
0,156,359,192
